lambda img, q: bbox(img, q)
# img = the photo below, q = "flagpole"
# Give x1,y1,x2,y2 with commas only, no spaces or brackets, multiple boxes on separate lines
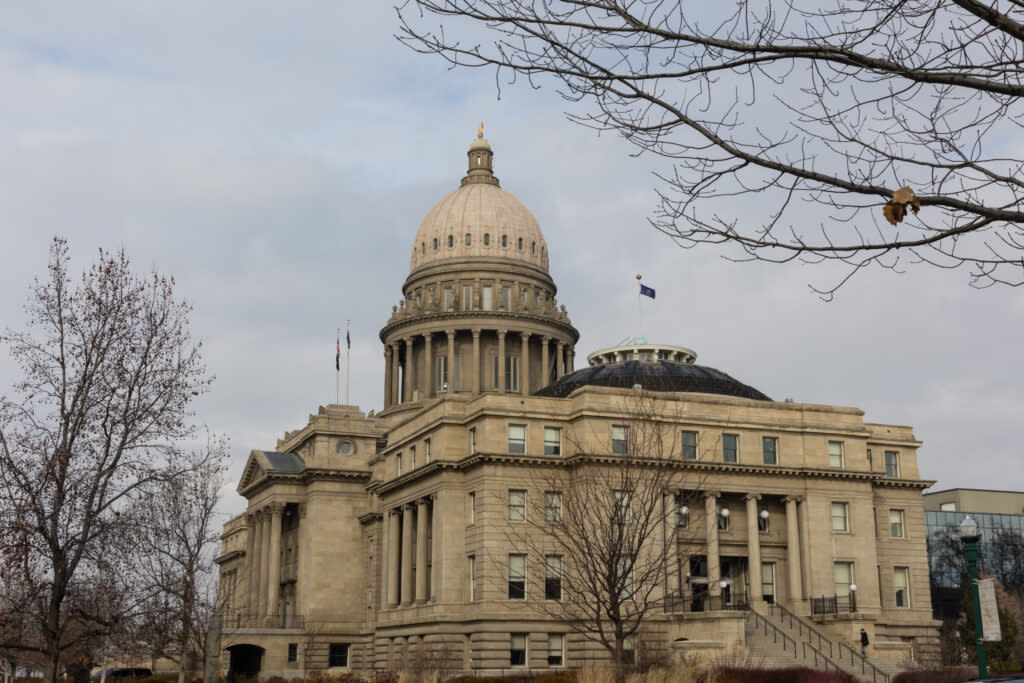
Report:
345,320,351,406
336,328,340,405
636,273,643,338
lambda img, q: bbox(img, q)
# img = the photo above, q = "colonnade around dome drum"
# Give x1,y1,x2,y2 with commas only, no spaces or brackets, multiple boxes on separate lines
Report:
381,327,576,407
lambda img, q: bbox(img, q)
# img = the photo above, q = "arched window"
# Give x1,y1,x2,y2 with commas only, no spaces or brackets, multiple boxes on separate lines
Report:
421,242,425,255
465,233,472,246
502,234,508,248
448,235,454,248
433,238,439,251
518,237,524,250
484,233,491,246
531,241,536,254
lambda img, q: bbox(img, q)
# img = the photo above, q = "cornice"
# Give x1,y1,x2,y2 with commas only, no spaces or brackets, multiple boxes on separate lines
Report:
380,310,579,344
214,549,245,565
239,468,372,498
358,511,384,525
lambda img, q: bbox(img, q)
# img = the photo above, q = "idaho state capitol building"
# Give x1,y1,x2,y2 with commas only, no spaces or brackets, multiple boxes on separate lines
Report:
215,135,940,678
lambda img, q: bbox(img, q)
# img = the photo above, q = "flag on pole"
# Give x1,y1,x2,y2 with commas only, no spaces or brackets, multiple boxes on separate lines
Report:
639,284,656,299
346,329,351,349
336,332,340,370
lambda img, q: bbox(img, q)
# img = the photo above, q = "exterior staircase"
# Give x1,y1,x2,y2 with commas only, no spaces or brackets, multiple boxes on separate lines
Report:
745,603,896,683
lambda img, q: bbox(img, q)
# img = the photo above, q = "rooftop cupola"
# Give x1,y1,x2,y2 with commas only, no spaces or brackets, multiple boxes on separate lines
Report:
462,123,499,187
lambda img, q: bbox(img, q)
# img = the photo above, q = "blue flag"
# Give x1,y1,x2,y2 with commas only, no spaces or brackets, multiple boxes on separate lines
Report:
640,284,656,299
346,330,351,349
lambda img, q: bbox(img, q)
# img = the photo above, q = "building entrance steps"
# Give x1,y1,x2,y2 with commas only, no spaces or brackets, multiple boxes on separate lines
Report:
747,604,895,683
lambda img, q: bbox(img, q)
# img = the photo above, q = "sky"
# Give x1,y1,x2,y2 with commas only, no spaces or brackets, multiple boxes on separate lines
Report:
1,2,1022,521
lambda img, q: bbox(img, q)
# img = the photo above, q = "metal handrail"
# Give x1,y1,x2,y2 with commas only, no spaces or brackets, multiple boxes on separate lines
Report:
748,611,799,659
802,640,844,675
766,601,833,658
837,640,890,683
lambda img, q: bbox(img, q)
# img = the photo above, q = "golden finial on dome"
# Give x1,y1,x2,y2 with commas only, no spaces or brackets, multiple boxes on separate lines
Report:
478,122,484,139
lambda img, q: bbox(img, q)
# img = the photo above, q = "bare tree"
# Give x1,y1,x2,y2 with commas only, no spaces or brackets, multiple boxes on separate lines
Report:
499,391,708,683
135,438,228,683
0,237,212,683
398,0,1024,296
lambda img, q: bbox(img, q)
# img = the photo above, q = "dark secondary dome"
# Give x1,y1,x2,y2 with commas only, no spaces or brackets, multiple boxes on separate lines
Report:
534,340,771,401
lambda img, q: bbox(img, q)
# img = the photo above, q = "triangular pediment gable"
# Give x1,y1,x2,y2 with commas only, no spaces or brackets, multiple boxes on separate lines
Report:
237,450,271,494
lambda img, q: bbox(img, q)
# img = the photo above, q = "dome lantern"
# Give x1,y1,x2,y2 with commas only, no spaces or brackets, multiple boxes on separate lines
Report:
463,124,498,187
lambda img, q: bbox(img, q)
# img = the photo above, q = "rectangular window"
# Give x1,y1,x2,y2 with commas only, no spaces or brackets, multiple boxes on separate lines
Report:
396,452,402,476
483,286,493,310
616,555,634,599
508,424,526,454
894,567,910,607
469,555,477,601
623,635,635,666
424,438,431,462
469,428,477,453
328,643,349,668
722,434,738,463
468,492,476,524
508,554,526,599
495,355,520,391
889,509,905,538
508,489,526,521
833,561,853,600
681,431,697,460
613,490,632,525
502,286,511,311
545,555,562,600
611,425,629,454
762,437,778,465
885,451,900,478
510,633,527,666
444,287,454,312
544,427,562,455
828,440,844,468
675,494,689,528
545,491,562,523
435,355,448,393
462,285,472,311
547,634,564,667
410,446,416,469
288,643,298,663
831,502,849,532
761,563,775,604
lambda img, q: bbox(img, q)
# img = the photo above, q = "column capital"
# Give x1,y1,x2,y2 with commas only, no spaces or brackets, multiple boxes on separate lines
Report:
404,336,414,345
745,493,762,502
297,503,307,519
268,502,286,515
521,331,531,340
385,346,393,358
422,331,432,342
417,497,431,508
704,490,721,500
542,335,551,343
782,495,803,504
471,328,481,339
497,329,507,339
445,328,456,339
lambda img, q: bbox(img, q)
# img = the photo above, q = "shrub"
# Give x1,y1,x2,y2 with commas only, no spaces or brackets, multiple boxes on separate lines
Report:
715,667,856,683
892,667,977,683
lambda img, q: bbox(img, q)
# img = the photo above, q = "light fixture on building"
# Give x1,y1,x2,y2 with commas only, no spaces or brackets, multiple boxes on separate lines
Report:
719,507,730,518
759,508,770,520
719,580,728,589
442,381,449,392
680,505,689,515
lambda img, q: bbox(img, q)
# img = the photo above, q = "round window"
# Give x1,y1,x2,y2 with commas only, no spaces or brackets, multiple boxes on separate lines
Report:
338,440,353,455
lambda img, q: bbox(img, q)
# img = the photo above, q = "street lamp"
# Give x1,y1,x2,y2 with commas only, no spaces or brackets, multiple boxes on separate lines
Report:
849,584,857,613
960,515,988,678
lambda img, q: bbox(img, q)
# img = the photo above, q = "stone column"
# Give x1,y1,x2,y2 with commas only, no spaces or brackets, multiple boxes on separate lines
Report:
663,492,680,611
471,329,481,394
245,512,258,615
496,329,507,393
266,504,284,617
390,342,400,404
384,346,393,407
431,494,442,601
401,505,415,604
784,496,803,605
294,503,306,618
568,346,575,374
556,341,566,379
259,510,271,618
520,332,531,395
445,329,456,392
404,337,415,402
416,499,430,602
541,336,550,388
423,333,433,397
387,510,400,606
705,492,721,608
746,494,763,604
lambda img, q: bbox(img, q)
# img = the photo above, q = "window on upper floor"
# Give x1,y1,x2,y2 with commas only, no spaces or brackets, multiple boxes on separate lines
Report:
508,489,526,521
544,427,562,455
833,562,854,602
482,285,493,310
508,555,526,599
424,438,431,462
722,434,738,463
545,555,563,600
831,502,849,532
717,505,730,531
396,452,403,476
494,355,519,392
762,437,778,465
468,555,477,600
681,431,697,460
547,634,564,666
510,633,527,665
894,567,910,607
465,233,472,246
508,424,526,454
462,285,472,311
447,234,454,248
757,507,770,532
410,446,416,470
545,491,562,523
675,494,689,528
885,451,900,478
469,428,477,454
613,490,632,525
890,509,905,538
828,441,844,468
468,491,476,524
502,286,511,310
611,425,629,455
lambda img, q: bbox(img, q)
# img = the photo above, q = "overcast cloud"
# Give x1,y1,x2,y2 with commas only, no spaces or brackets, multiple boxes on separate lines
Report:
1,2,1022,521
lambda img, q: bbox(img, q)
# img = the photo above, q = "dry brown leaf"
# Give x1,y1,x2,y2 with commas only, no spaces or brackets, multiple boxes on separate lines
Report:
882,186,918,225
892,186,915,204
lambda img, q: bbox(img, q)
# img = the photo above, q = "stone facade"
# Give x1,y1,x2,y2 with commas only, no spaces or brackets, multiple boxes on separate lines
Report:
215,134,940,678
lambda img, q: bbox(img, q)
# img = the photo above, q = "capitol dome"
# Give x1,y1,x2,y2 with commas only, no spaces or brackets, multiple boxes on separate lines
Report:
409,136,549,274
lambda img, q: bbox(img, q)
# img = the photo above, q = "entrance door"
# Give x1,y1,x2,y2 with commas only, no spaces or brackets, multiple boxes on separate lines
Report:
227,645,264,682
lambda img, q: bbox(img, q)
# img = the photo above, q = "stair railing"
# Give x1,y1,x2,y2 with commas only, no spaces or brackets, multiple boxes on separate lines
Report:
837,640,890,683
747,611,799,660
801,641,845,675
765,601,833,658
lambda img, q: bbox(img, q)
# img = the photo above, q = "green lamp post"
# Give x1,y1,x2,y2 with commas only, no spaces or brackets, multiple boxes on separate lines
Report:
960,515,988,678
